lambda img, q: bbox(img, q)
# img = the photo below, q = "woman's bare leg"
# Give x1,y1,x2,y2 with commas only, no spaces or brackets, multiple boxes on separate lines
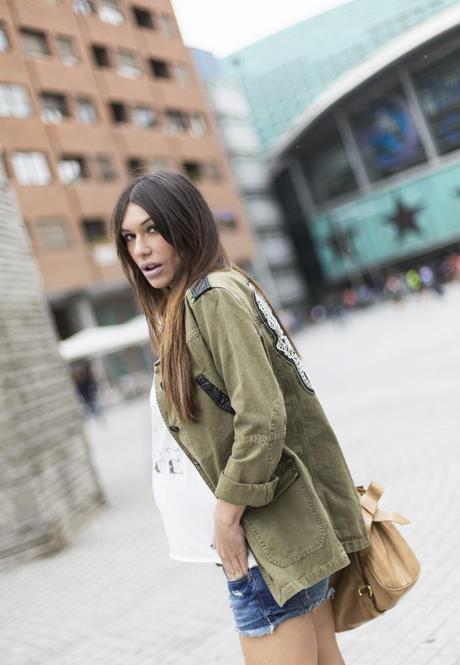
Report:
238,612,318,665
311,599,345,665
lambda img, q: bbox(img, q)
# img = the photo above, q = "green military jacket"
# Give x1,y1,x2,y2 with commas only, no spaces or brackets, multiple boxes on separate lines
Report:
154,267,371,606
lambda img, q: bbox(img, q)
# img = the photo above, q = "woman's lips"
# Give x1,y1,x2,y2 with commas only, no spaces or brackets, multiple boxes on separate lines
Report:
144,264,163,277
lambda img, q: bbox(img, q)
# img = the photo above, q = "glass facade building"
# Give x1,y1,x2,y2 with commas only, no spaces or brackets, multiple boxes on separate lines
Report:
269,8,460,299
222,0,459,155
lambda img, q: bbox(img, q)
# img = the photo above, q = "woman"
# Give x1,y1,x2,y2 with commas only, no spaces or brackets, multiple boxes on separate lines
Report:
111,171,371,665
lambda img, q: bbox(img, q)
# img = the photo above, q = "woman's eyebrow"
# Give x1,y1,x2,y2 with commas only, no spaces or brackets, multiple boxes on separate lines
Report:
121,217,152,233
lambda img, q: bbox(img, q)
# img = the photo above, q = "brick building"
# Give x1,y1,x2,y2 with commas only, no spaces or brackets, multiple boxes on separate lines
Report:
0,0,255,353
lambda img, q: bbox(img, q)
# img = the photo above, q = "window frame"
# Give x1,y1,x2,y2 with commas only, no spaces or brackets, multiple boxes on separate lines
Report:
94,154,116,181
0,83,32,118
132,6,154,29
81,217,108,244
57,155,89,185
11,151,52,186
20,28,50,58
0,23,10,52
55,34,79,66
117,49,142,78
92,43,111,68
132,104,157,128
35,217,73,249
149,58,171,79
40,91,70,124
76,96,98,124
98,0,124,26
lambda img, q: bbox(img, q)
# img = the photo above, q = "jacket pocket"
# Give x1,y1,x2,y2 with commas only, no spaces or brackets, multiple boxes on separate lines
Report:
242,459,327,567
195,372,235,414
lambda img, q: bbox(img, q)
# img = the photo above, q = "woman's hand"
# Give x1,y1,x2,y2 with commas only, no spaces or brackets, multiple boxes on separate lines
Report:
213,499,248,580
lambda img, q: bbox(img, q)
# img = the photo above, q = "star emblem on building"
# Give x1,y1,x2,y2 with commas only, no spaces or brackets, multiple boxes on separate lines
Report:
384,198,424,240
325,224,358,261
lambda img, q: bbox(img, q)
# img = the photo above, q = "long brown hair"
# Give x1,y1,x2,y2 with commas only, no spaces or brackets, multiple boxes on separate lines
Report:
111,170,301,424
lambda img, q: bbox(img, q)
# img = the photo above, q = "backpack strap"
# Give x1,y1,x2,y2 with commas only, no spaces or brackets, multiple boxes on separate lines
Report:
359,481,410,532
360,480,383,515
373,509,410,525
360,480,384,532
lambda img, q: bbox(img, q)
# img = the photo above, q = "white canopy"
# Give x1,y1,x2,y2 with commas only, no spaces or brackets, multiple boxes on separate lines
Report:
58,315,150,362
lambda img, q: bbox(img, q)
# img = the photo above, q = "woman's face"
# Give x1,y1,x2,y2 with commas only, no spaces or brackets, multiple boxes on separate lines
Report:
121,202,182,290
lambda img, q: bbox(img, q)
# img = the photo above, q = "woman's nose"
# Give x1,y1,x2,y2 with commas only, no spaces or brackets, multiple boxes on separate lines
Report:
134,235,151,257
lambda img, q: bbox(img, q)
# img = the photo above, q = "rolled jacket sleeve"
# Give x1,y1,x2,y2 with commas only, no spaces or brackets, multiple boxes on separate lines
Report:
189,287,287,508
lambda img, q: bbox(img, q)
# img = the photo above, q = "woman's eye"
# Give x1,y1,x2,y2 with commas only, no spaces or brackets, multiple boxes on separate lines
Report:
123,233,134,241
147,225,157,233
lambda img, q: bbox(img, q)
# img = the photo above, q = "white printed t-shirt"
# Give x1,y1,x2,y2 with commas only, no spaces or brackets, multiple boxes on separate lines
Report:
150,380,258,567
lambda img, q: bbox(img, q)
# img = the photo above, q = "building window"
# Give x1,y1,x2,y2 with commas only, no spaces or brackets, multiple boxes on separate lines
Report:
149,59,171,79
132,6,154,28
350,89,426,181
20,29,50,58
127,157,174,176
92,44,111,68
158,13,176,38
173,63,189,86
58,155,88,184
189,112,207,137
414,49,460,156
165,109,188,134
0,84,32,118
11,152,52,185
94,154,116,181
149,158,175,172
117,50,141,78
299,122,358,204
126,158,145,176
76,97,98,124
81,218,107,243
55,35,79,65
109,101,128,123
98,0,124,26
36,218,72,249
0,24,10,52
73,0,94,15
40,92,69,123
132,105,156,128
182,161,201,181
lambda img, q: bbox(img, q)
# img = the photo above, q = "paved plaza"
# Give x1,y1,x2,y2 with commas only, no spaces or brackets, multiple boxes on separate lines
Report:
2,283,460,665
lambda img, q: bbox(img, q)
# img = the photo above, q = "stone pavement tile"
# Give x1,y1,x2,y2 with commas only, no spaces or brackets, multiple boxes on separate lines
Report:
438,643,460,658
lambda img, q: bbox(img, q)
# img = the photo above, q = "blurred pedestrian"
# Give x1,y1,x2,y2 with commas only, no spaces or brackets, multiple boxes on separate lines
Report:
72,361,102,419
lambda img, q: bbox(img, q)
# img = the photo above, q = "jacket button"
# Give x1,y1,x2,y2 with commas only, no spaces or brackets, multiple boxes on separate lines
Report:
169,425,180,432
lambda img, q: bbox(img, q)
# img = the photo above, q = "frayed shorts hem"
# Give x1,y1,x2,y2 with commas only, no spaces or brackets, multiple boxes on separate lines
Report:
235,586,336,638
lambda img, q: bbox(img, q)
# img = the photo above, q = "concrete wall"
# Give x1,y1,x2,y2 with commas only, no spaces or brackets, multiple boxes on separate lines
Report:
0,177,105,568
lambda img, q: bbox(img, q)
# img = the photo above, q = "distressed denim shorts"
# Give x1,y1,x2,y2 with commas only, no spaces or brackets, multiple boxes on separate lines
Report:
223,565,336,638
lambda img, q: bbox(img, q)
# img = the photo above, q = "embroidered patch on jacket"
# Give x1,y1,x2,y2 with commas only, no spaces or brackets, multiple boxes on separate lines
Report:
195,373,235,414
247,281,315,394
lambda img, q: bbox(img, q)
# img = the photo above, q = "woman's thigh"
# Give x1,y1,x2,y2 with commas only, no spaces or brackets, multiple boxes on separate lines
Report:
222,565,335,664
311,599,345,665
240,612,318,665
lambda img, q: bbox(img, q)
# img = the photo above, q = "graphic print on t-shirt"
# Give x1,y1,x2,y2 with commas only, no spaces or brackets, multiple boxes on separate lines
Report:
153,444,185,475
